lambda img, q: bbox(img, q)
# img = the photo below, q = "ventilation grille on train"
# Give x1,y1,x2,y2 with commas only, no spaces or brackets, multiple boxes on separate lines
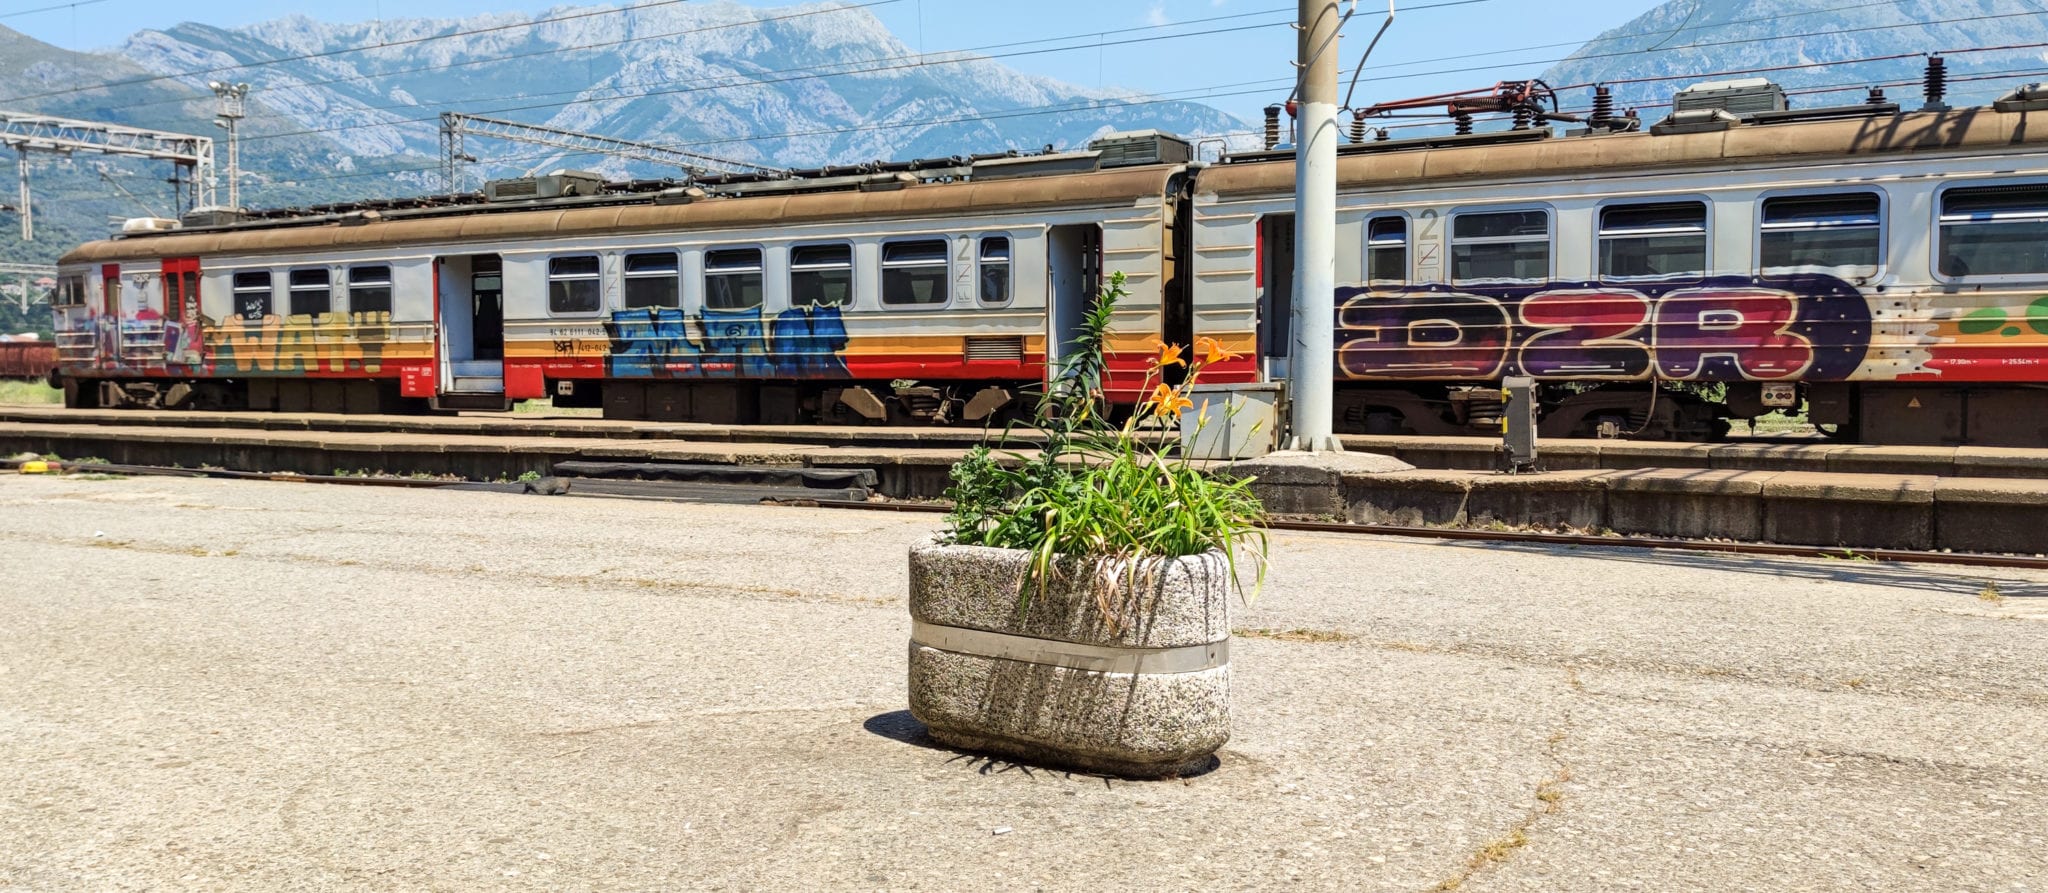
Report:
484,170,605,202
1671,78,1788,116
965,336,1025,362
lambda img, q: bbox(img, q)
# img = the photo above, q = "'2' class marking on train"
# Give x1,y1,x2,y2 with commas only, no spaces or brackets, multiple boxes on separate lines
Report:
1333,274,1874,382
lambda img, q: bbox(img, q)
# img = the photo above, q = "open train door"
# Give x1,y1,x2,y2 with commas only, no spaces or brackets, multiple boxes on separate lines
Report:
1046,224,1102,369
1256,213,1294,381
431,253,508,410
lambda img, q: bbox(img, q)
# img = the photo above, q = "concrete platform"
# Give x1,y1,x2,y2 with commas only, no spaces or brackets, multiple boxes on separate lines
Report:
1339,432,2048,480
6,418,2048,555
5,474,2048,891
14,406,2048,480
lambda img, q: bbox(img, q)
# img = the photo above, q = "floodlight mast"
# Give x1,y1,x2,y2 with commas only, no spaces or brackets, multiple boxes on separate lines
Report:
209,81,251,211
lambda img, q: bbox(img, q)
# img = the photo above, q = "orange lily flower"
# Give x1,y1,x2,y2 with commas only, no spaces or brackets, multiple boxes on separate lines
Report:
1154,341,1187,370
1195,335,1243,365
1144,383,1194,420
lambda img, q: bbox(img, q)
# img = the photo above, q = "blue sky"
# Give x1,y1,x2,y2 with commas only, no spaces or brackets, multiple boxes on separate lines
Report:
2,0,1669,120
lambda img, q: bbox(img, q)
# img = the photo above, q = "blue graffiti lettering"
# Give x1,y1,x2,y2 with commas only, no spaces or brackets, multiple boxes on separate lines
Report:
604,305,851,379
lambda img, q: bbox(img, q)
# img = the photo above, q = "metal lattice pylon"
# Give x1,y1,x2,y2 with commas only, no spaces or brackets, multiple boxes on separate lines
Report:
0,109,216,241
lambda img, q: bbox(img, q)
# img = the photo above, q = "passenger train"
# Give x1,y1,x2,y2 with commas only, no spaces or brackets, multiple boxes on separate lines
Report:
49,74,2048,447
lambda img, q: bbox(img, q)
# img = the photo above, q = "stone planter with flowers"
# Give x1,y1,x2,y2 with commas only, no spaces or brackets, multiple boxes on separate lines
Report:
906,272,1267,778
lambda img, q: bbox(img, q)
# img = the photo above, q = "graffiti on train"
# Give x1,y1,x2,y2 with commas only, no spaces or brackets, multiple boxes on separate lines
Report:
208,312,395,374
1335,274,1872,382
603,305,851,378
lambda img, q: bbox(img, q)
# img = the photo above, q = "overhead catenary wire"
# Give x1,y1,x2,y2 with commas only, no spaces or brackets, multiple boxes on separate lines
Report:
232,32,2048,195
235,1,2048,153
232,17,1310,147
0,0,104,20
0,0,705,104
47,0,2047,201
7,0,1299,113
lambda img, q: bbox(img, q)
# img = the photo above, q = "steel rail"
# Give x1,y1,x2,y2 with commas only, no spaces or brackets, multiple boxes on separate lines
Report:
798,499,2048,571
9,457,2045,571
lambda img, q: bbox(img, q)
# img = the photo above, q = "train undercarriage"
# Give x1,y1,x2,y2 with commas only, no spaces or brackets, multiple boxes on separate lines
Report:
60,374,1023,428
57,373,2048,447
1330,380,2048,448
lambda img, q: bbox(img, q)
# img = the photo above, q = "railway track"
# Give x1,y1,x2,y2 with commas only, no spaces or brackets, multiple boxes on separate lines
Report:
11,456,2046,572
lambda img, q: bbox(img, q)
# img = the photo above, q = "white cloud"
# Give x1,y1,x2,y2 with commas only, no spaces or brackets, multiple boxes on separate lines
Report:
1146,2,1170,26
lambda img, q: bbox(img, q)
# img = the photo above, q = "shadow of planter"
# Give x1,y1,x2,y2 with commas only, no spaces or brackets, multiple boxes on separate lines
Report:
906,542,1233,779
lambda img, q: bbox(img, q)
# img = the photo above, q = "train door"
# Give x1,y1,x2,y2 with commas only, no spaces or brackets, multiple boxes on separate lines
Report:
160,258,203,366
434,253,504,398
96,264,122,368
1046,224,1102,368
1257,213,1295,381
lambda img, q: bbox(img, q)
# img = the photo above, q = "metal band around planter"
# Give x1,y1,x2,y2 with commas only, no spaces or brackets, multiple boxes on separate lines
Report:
911,620,1229,675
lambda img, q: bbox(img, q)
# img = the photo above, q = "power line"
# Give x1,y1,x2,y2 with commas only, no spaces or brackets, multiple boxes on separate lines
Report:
221,7,1303,130
240,78,1299,190
73,0,910,119
243,1,1281,118
246,0,2039,152
232,16,1306,146
1337,4,2048,104
0,0,104,20
0,0,698,105
426,5,2048,161
239,7,2048,193
1345,0,1921,83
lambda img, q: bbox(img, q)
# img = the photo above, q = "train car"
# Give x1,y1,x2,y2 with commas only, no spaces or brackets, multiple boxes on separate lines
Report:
50,132,1196,424
1190,77,2048,447
0,339,56,381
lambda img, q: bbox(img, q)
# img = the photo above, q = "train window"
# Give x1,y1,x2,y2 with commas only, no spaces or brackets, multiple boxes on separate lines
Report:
882,239,949,306
790,244,853,308
1450,209,1550,282
978,236,1011,305
1366,216,1407,283
548,255,602,314
54,275,85,306
288,268,331,316
704,247,764,311
1938,184,2048,277
231,271,271,320
1599,201,1707,280
348,265,392,315
1760,193,1881,277
622,251,680,309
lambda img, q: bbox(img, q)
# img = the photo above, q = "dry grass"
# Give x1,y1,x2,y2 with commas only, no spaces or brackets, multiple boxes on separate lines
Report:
512,398,601,417
1233,626,1357,644
1430,684,1578,892
1979,582,2005,604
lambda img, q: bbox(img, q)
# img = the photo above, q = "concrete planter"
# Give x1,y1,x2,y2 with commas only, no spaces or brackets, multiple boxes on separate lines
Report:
906,542,1232,778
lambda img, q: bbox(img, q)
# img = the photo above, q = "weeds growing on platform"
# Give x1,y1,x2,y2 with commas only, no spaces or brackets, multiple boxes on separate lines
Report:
942,271,1267,613
0,381,60,404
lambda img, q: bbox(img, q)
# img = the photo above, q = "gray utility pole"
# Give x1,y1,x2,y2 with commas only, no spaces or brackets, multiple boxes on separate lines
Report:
1289,0,1342,452
209,81,249,211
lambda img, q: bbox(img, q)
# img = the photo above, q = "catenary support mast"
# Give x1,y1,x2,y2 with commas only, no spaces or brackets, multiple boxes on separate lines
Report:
1289,0,1342,451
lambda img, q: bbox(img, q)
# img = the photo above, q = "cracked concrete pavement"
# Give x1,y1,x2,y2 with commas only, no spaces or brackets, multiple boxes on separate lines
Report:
2,473,2045,891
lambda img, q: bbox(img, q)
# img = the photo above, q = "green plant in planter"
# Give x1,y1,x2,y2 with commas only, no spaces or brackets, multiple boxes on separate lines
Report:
942,271,1268,612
